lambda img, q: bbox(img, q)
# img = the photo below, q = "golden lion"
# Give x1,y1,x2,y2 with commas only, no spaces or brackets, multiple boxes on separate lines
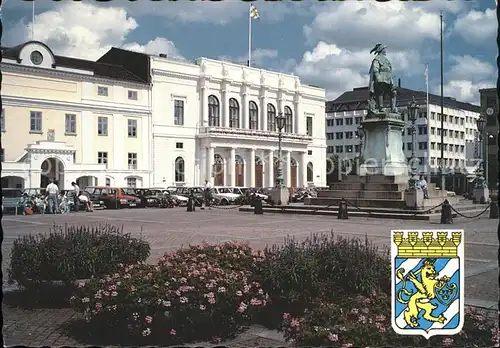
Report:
396,258,451,328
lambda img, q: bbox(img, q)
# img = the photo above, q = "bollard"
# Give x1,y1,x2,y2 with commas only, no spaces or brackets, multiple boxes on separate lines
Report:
337,198,348,220
489,200,499,219
254,197,263,215
440,199,453,224
186,196,195,212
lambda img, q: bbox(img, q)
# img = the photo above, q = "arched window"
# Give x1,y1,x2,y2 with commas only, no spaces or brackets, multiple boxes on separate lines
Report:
307,162,314,182
249,101,259,130
208,95,220,127
175,157,185,182
267,104,276,131
284,106,293,133
229,98,240,128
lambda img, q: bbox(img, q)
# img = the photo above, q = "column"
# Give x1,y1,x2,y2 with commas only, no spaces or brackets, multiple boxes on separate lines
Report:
201,86,208,126
242,91,249,129
250,148,256,187
268,150,274,187
200,146,207,184
207,146,215,184
285,151,291,187
230,147,236,187
260,93,267,131
223,88,230,127
294,95,302,134
300,151,308,187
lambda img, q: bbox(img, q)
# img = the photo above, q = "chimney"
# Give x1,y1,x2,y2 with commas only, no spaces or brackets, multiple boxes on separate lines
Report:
159,53,167,58
398,78,401,88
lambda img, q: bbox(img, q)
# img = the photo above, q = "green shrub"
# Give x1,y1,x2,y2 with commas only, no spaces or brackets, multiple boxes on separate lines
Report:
8,224,150,290
70,242,268,344
281,294,499,347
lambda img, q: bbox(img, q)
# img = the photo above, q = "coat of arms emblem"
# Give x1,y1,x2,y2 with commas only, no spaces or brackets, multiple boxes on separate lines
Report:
391,230,464,339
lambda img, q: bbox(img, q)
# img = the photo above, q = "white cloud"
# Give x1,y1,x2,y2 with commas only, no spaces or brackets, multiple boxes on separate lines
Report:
122,37,184,60
452,8,496,45
304,1,445,51
442,80,492,105
4,2,182,61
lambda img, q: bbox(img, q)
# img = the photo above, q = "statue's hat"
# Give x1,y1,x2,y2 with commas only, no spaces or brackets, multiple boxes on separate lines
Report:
370,43,387,54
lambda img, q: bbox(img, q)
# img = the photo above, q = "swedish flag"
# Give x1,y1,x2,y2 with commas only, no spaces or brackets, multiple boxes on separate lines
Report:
250,5,259,20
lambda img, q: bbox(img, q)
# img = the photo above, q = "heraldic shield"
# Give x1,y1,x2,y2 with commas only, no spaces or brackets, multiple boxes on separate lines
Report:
391,230,465,339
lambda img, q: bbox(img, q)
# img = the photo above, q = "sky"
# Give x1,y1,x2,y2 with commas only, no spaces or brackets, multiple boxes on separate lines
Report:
1,0,497,104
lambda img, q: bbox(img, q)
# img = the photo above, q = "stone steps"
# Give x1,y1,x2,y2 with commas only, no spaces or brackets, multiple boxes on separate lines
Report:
318,190,405,200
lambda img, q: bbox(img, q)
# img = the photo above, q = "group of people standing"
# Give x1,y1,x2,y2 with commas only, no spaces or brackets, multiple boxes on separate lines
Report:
40,180,93,214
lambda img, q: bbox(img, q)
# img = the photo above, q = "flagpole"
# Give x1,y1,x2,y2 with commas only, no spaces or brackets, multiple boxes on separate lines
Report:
248,4,252,67
439,12,445,192
426,62,430,184
32,0,35,40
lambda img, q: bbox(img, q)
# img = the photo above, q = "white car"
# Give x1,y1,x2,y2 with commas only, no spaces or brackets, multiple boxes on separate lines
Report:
213,187,241,205
165,186,189,204
231,187,268,200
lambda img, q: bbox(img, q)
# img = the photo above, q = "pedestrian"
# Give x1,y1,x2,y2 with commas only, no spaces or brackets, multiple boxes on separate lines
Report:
417,175,429,199
71,181,80,212
202,179,212,210
46,179,59,214
79,190,93,212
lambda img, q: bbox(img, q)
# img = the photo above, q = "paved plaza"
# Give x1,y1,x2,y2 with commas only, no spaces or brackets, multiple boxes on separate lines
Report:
2,208,499,345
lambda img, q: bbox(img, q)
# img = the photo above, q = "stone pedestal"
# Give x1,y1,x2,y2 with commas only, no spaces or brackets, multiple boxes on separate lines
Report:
359,114,408,177
270,187,290,206
473,187,489,204
404,189,424,210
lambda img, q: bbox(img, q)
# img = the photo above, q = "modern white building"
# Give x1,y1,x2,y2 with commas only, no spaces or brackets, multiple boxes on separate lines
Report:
325,86,481,178
1,41,152,190
150,56,327,188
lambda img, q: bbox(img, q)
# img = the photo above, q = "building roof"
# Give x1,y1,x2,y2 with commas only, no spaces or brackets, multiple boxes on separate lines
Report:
1,41,150,84
326,86,481,114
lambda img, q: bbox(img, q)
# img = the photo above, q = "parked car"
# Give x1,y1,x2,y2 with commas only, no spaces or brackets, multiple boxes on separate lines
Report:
164,186,189,205
176,187,205,206
84,186,141,209
136,188,166,207
212,187,240,205
246,187,269,200
2,188,24,213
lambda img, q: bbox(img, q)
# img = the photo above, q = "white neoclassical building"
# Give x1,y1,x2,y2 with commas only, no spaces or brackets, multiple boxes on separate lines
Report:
150,56,327,188
1,41,152,190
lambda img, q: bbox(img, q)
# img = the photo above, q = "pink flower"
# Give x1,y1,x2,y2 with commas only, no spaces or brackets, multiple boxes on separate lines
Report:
442,338,454,346
250,298,262,306
282,313,291,320
208,297,216,304
111,291,118,297
374,314,386,322
290,319,300,328
169,329,176,336
328,333,338,342
145,316,153,324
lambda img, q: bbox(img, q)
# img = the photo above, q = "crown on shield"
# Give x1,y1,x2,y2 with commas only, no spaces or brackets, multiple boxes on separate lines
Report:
393,231,461,258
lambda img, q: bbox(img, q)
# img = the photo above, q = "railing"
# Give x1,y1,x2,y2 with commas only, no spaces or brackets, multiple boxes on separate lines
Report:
200,126,312,142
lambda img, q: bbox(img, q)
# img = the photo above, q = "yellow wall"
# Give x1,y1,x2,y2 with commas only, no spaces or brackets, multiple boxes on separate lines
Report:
3,72,81,103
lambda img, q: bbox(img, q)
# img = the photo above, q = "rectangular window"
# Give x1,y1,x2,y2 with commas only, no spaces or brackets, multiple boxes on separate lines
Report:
174,100,184,125
30,111,42,132
431,157,435,165
0,148,4,162
355,117,362,124
65,113,76,134
460,145,464,153
97,86,108,96
442,115,447,122
460,132,464,139
335,132,343,140
1,108,5,131
454,130,459,138
335,118,343,126
430,142,435,149
418,142,428,150
128,153,138,170
345,145,353,153
345,118,353,125
306,117,313,136
98,116,108,136
307,150,312,155
335,145,343,153
449,115,453,123
326,133,334,140
442,129,447,137
176,142,183,149
407,142,412,151
407,127,412,136
128,119,137,137
345,131,353,139
355,144,360,153
460,118,464,125
430,112,435,119
97,152,108,167
418,126,427,135
454,145,459,152
327,146,334,153
128,90,138,100
127,177,137,188
430,127,435,135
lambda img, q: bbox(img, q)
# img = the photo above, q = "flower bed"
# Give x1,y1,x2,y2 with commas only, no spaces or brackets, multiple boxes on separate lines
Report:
69,235,499,346
8,224,150,291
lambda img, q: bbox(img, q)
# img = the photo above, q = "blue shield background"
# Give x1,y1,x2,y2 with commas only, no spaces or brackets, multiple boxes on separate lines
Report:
394,257,461,332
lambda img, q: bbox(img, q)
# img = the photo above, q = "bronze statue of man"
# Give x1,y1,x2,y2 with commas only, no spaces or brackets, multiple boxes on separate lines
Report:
368,43,397,114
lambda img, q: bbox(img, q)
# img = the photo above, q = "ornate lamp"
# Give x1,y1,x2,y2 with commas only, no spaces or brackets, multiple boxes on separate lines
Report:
475,114,487,188
476,114,486,133
275,112,286,188
406,97,419,188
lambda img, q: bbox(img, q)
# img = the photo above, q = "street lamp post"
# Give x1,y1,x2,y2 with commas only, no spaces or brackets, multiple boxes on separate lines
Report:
275,112,286,188
407,97,419,188
475,114,487,189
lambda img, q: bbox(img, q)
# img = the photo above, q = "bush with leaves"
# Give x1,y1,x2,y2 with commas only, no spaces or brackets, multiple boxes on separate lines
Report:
8,224,150,290
281,293,499,347
70,242,269,344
